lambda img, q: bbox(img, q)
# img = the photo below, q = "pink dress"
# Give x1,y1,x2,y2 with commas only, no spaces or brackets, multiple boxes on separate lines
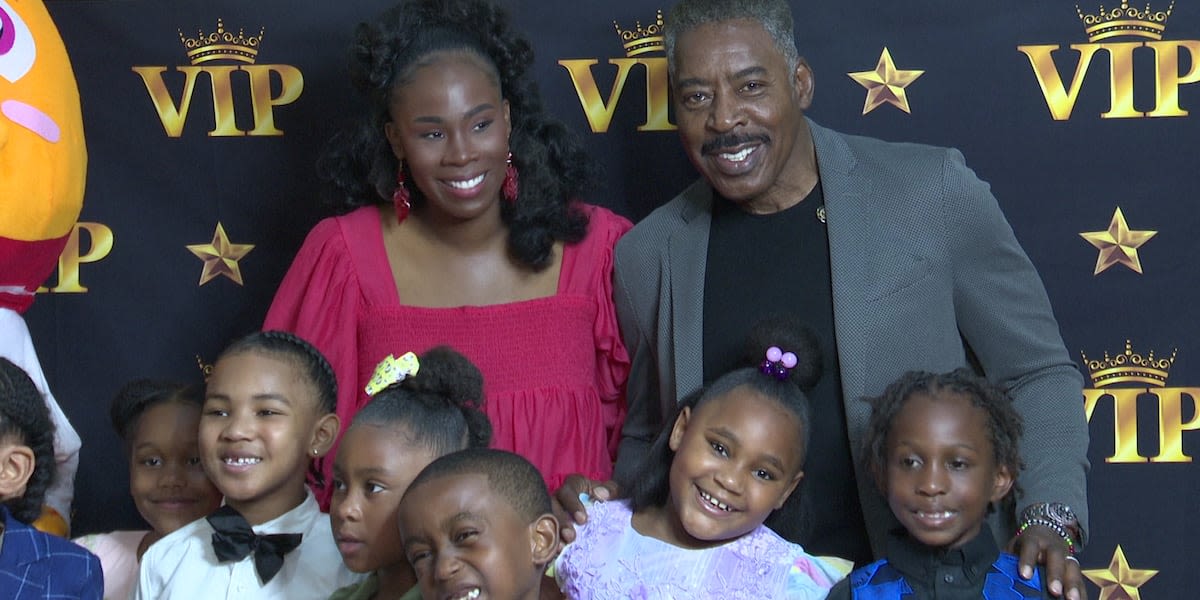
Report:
264,203,631,507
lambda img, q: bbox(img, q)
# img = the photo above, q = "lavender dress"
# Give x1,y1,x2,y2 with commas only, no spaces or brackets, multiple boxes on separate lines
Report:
556,500,842,599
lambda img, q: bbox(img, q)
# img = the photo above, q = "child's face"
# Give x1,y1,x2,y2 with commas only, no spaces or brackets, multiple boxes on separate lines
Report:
200,351,336,524
398,473,552,600
665,385,805,547
883,391,1013,549
128,401,222,535
330,424,439,574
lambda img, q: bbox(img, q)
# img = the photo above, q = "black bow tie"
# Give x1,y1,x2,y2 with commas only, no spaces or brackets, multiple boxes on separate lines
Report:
207,505,302,584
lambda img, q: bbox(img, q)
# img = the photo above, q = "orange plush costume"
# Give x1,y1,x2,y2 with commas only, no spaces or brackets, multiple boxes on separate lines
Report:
0,0,87,535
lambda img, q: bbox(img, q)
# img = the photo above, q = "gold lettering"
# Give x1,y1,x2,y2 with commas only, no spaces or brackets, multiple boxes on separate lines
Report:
204,66,244,137
243,65,305,136
1100,42,1140,119
1017,44,1105,120
37,223,114,293
131,66,204,138
1146,41,1200,117
1083,388,1149,463
1151,387,1200,463
638,57,675,131
558,58,641,133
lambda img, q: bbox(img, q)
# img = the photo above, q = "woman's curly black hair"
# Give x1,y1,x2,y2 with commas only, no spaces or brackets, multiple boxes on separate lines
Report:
0,358,56,524
352,346,492,455
862,368,1025,505
619,317,821,527
320,0,590,270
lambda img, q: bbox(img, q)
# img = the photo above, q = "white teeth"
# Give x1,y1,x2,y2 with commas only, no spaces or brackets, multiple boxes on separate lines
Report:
447,174,485,189
719,147,754,162
224,457,261,466
699,490,731,512
917,510,953,519
453,589,481,600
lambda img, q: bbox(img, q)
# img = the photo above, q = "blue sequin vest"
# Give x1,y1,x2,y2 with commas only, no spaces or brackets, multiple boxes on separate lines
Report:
849,554,1044,599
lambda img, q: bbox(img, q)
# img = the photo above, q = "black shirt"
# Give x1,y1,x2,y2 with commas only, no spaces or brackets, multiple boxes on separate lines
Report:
702,183,872,565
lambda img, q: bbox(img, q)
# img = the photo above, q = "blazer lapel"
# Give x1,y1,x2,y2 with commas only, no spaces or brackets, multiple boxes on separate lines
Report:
667,181,712,402
812,119,900,557
812,120,876,436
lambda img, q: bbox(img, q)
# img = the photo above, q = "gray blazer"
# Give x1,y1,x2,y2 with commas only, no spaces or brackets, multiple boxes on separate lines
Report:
612,118,1089,557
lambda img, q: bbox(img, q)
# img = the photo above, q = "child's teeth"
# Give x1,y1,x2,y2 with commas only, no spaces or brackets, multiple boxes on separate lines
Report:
225,457,261,466
699,490,731,511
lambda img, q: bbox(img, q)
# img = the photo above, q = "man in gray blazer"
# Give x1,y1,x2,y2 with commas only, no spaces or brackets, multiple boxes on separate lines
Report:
597,0,1089,597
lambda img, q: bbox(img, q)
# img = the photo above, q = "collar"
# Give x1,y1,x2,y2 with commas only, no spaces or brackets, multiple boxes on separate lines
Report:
885,526,1001,586
242,489,320,536
0,505,38,566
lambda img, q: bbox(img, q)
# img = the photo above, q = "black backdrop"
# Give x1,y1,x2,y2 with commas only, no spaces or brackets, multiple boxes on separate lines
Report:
27,1,1200,596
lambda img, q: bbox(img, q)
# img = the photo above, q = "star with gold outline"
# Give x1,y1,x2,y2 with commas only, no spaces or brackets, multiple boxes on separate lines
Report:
1082,545,1158,600
1079,207,1156,275
186,222,255,286
847,47,924,115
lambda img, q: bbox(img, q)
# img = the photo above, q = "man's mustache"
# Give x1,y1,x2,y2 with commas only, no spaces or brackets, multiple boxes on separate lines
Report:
701,133,770,155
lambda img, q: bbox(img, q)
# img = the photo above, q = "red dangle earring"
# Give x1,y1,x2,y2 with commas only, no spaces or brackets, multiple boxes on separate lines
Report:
502,151,519,204
392,161,411,223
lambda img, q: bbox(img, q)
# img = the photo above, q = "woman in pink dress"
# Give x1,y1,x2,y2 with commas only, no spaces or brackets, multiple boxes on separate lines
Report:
264,0,630,508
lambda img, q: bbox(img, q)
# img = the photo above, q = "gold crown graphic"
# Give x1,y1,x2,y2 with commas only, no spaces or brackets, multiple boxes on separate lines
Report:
196,354,214,381
1076,1,1174,42
613,10,665,57
1081,340,1177,388
178,19,265,65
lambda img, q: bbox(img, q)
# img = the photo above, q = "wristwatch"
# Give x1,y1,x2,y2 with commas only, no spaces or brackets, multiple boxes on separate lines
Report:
1020,502,1083,548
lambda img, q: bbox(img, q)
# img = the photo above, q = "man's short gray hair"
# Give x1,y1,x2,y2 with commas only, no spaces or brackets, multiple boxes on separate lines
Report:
664,0,800,79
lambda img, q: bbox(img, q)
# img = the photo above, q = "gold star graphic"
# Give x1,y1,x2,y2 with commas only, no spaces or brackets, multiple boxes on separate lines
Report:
847,47,924,114
186,222,254,286
1083,545,1158,600
1079,207,1156,275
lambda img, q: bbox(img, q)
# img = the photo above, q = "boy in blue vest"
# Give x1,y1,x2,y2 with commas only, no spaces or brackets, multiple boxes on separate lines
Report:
0,357,102,599
828,369,1055,599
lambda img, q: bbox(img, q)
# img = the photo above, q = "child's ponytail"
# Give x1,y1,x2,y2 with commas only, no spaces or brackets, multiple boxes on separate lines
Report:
354,346,492,453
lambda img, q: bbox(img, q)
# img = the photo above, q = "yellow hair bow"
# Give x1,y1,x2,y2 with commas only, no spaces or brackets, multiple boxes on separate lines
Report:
364,352,420,396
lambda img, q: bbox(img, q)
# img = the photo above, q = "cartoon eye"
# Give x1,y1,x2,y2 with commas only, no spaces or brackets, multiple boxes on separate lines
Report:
0,0,37,83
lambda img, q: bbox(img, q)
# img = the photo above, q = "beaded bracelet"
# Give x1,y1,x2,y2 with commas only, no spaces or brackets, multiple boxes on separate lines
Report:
1018,519,1077,556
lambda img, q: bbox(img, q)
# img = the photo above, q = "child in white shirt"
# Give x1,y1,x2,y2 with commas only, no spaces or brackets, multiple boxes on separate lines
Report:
136,331,361,599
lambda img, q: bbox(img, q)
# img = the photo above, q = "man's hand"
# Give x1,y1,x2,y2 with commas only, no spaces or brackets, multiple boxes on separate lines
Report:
1010,525,1087,600
551,474,619,544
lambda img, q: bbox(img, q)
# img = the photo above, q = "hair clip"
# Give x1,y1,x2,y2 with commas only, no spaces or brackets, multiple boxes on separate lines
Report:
760,346,797,381
364,352,420,396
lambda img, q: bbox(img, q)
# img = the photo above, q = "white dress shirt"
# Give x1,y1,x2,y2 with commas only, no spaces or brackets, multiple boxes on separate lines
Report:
134,490,361,600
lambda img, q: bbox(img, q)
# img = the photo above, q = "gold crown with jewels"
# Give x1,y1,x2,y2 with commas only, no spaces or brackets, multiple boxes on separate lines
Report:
1081,340,1176,388
613,10,665,57
1076,1,1174,42
178,19,265,65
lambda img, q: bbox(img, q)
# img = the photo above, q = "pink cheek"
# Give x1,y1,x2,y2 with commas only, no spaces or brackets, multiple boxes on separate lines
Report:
1,100,60,142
